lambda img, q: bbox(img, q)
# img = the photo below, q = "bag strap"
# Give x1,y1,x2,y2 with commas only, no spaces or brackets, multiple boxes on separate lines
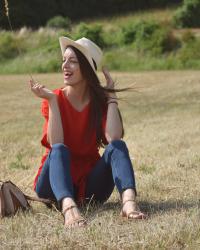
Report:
0,180,54,206
24,195,54,205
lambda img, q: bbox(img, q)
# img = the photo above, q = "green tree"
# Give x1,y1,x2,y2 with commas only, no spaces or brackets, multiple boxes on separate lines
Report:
173,0,200,28
0,0,182,30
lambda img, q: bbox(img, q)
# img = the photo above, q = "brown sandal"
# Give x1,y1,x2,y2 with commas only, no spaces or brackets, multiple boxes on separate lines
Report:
62,205,87,228
121,199,147,219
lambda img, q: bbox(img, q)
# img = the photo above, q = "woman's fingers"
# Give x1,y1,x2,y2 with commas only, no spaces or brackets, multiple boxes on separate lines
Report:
39,85,45,89
102,66,110,80
29,80,38,89
33,83,39,89
29,80,45,90
29,78,54,100
29,79,45,98
102,66,114,88
29,79,35,88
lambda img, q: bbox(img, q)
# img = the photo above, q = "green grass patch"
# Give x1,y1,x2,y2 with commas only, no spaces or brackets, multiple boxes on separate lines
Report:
1,7,200,73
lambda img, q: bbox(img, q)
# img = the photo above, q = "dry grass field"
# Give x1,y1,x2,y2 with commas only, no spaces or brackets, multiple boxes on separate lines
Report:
0,71,200,249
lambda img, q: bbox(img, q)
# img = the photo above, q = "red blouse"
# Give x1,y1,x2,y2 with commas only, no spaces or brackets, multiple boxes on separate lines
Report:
33,88,107,203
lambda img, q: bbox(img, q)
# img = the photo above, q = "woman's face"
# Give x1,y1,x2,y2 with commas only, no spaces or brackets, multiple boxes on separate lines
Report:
62,47,84,86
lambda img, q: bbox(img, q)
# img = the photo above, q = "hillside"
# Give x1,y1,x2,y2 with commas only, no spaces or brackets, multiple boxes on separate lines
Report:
1,7,200,74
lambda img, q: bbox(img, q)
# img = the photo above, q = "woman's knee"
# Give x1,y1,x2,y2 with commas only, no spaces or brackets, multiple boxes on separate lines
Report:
107,139,128,152
51,143,70,155
52,143,68,151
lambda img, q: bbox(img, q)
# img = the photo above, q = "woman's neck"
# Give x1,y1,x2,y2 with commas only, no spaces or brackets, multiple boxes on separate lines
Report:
63,80,89,103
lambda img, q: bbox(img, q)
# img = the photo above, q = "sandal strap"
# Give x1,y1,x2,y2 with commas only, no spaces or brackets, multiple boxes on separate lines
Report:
62,205,77,215
62,205,87,227
122,199,136,206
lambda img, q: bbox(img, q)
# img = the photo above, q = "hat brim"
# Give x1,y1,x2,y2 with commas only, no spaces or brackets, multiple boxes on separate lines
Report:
59,36,96,72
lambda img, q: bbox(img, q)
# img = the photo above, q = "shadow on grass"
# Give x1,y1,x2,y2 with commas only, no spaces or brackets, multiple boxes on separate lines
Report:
83,199,200,220
82,201,120,221
139,199,200,215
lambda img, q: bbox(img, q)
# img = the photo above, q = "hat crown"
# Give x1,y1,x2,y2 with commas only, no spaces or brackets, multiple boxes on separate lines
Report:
59,36,103,72
76,37,102,67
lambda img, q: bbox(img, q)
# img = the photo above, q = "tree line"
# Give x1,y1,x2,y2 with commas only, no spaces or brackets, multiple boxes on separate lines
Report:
0,0,182,29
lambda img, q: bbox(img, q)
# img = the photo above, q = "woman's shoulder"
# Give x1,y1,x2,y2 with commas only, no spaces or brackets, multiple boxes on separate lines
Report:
53,88,63,95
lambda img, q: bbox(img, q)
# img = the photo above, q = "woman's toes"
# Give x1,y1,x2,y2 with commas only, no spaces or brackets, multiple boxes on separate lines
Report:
128,212,147,219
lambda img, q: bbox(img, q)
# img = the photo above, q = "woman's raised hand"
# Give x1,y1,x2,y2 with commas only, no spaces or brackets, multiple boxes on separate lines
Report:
29,80,55,100
102,66,114,89
102,66,117,100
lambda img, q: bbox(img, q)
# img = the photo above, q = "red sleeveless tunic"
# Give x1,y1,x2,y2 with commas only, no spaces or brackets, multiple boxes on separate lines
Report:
33,88,107,202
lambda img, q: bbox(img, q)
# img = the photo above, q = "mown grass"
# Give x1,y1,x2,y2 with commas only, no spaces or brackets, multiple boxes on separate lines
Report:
0,71,200,249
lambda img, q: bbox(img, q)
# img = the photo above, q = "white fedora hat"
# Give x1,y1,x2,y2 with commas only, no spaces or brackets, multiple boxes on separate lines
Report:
59,36,103,73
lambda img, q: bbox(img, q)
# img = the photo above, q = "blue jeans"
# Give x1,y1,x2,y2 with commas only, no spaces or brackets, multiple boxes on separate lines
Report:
35,140,136,204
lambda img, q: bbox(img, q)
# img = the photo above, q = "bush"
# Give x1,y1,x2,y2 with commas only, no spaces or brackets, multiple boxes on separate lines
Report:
173,0,200,28
46,15,71,30
176,39,200,66
35,58,60,73
121,21,180,56
101,27,121,48
135,27,180,55
75,23,106,48
0,32,24,61
121,24,138,45
181,30,195,43
121,21,161,45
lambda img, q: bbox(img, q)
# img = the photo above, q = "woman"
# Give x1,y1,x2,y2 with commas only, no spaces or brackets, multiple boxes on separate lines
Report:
29,36,146,228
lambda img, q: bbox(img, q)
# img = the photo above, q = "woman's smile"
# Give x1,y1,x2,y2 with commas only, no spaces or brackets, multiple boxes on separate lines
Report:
62,48,83,85
64,71,73,80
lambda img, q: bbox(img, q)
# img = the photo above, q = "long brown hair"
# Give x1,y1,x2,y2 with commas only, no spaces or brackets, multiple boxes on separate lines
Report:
68,46,126,147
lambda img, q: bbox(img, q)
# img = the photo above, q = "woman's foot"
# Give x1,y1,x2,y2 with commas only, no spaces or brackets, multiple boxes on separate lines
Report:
121,189,147,219
121,199,146,219
62,198,87,228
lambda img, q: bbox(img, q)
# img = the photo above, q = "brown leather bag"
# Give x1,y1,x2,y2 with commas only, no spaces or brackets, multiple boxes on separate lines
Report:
0,180,53,218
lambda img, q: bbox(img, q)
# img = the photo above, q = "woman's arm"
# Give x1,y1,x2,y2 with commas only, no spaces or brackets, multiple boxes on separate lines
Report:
29,80,64,145
47,96,64,145
102,68,123,142
105,96,123,142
